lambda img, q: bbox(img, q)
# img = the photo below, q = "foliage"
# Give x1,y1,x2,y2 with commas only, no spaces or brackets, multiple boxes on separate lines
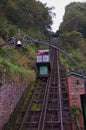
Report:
0,56,35,83
0,0,54,84
59,2,86,73
60,2,86,38
0,0,53,34
70,105,81,120
70,105,82,130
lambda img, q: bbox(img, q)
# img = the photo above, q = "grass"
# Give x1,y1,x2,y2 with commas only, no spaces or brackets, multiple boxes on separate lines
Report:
0,57,36,83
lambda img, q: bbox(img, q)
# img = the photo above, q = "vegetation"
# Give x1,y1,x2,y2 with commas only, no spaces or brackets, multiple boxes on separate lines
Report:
0,0,54,83
0,1,54,128
0,1,86,129
59,2,86,73
0,0,54,40
0,45,36,84
0,1,86,78
70,105,82,130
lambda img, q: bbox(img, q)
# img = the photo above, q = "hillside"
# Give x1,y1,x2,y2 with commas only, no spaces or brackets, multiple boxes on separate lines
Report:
0,0,54,84
59,2,86,73
0,1,86,82
0,1,86,129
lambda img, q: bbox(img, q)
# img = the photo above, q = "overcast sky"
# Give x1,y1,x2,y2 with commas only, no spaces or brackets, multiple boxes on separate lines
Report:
37,0,86,32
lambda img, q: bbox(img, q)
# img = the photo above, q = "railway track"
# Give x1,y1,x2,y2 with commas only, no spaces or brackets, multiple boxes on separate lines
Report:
19,47,72,130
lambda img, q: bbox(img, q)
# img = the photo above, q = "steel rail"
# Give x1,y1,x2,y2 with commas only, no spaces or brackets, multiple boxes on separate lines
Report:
19,78,49,130
19,46,72,130
37,78,50,130
57,51,64,130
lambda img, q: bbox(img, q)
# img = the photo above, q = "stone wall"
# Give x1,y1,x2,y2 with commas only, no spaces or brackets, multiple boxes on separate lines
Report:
0,79,28,130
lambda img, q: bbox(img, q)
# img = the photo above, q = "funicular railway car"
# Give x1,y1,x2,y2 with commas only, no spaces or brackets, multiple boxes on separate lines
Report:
36,49,51,78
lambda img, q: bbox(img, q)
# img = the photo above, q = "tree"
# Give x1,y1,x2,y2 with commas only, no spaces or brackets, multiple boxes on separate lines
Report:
59,2,86,38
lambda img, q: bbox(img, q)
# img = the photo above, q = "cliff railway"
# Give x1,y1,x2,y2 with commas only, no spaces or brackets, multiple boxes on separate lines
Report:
19,46,72,130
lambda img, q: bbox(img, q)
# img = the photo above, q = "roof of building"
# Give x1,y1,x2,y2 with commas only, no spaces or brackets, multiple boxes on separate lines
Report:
66,71,86,78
